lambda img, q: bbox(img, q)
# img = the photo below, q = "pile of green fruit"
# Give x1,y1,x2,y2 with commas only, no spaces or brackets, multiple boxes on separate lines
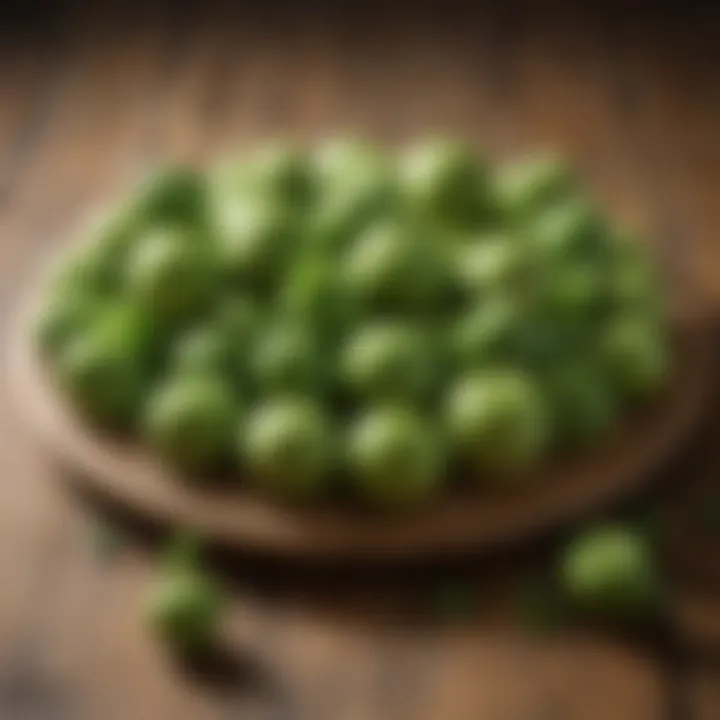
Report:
35,138,671,509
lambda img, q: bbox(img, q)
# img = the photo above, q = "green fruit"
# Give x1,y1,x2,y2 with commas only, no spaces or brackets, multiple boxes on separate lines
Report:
126,227,215,322
538,262,609,324
208,156,254,215
455,233,528,296
55,307,150,429
399,138,488,228
341,220,448,311
445,369,549,475
600,315,670,400
171,325,234,377
496,154,574,219
251,323,327,395
250,142,314,207
55,237,126,298
279,253,360,333
314,137,388,188
242,397,334,499
346,405,443,508
340,322,438,402
35,290,105,358
309,139,396,252
560,525,659,617
147,569,222,652
134,166,207,227
143,374,238,472
531,198,606,263
59,202,146,296
216,200,292,288
452,297,524,367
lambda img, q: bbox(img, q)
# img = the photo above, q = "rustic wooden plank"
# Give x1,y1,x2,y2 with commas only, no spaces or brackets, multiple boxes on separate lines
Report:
0,12,256,720
0,8,194,715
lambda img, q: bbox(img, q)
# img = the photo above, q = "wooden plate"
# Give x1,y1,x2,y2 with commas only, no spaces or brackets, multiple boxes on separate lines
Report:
8,247,717,561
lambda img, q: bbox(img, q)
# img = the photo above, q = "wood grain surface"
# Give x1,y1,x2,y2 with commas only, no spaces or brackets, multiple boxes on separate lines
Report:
2,2,720,718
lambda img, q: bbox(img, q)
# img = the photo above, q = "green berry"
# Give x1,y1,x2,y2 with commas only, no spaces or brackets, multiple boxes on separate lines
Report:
399,138,488,229
340,322,438,402
560,524,660,617
250,142,314,207
215,200,293,289
147,569,222,653
251,323,327,396
55,307,150,429
445,369,549,475
126,227,215,322
242,397,334,499
531,198,606,263
346,405,443,508
134,166,207,228
143,375,239,473
455,233,529,296
341,220,448,311
496,154,574,219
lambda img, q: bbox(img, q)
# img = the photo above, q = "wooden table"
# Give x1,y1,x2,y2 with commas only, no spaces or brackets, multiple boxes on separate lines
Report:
2,3,720,718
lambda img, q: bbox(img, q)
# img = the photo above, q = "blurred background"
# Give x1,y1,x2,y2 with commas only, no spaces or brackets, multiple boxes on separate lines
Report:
1,2,720,718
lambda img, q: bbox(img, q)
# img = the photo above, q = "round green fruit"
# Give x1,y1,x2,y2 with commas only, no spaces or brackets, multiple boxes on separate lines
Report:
346,405,443,508
399,138,488,229
531,198,606,263
251,322,327,395
341,220,448,311
452,297,524,368
496,154,574,220
171,325,234,378
455,233,528,297
308,139,396,252
143,374,238,473
55,236,125,298
35,289,105,359
279,253,360,334
134,166,208,228
314,137,388,188
340,322,438,402
215,200,293,289
146,569,223,653
242,397,334,500
126,227,215,322
445,369,549,475
560,524,659,617
250,142,314,207
55,307,150,429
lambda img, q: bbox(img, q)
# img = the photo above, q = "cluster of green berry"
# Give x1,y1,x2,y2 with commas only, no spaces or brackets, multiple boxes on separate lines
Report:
37,138,670,508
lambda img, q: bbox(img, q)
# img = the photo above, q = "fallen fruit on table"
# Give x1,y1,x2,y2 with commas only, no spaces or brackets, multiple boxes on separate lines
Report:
146,535,224,653
560,523,662,618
